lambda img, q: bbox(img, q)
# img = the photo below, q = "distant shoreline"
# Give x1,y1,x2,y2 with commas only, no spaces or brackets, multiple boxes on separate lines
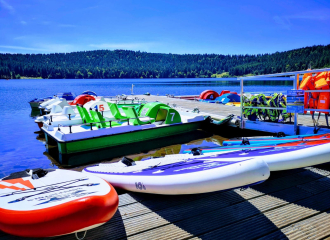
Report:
1,45,329,80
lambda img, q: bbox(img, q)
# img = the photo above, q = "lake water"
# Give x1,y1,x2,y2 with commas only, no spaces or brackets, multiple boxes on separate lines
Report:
0,78,293,178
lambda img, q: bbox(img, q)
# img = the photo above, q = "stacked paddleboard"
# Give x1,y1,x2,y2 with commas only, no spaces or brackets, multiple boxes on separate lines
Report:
0,169,118,238
180,136,330,171
222,133,330,146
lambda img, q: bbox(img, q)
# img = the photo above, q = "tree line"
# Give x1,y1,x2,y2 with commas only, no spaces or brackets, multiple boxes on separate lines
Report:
0,44,329,79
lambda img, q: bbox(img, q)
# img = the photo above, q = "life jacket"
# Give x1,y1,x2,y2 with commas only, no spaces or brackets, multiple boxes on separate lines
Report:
267,93,280,122
300,73,318,115
277,93,292,122
242,95,250,118
326,71,330,85
256,94,268,120
243,95,258,121
315,72,330,114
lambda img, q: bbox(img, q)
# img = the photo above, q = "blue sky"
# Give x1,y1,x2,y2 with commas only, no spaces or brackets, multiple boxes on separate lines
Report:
0,0,329,55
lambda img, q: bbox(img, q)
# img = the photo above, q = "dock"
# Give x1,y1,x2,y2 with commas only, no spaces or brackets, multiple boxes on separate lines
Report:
136,95,330,135
2,94,330,239
2,163,330,239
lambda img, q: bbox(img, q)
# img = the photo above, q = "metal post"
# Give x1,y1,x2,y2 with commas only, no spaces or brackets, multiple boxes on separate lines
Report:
294,73,298,134
296,74,300,90
240,78,244,129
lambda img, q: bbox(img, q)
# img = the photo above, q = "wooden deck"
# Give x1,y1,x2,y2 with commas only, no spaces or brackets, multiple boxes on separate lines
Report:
3,163,330,239
136,95,330,135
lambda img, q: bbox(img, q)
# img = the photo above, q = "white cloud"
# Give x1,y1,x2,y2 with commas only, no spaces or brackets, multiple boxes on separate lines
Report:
288,10,330,20
0,0,14,14
0,44,75,53
13,36,27,40
273,16,291,30
20,21,27,25
89,42,156,51
37,43,75,53
0,45,48,51
274,9,330,30
58,24,76,28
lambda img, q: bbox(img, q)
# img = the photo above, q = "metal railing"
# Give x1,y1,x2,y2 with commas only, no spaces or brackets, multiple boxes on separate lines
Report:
239,68,330,134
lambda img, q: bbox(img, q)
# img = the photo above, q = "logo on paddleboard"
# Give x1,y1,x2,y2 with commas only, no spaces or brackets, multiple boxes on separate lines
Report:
135,182,146,190
0,178,34,191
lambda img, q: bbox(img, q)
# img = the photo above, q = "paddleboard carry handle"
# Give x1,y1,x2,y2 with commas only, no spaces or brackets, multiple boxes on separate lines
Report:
241,138,250,145
276,132,285,137
190,148,202,156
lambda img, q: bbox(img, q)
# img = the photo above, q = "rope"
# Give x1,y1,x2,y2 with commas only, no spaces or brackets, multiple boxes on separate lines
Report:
75,231,87,240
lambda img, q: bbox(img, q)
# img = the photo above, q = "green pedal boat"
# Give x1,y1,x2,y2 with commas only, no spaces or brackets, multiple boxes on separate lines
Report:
42,102,207,166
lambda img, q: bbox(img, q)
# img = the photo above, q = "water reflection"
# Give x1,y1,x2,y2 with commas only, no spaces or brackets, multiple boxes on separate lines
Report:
36,133,46,144
29,109,41,118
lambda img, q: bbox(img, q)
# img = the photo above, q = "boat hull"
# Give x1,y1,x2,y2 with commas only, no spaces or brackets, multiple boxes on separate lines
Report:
44,121,203,166
29,101,40,109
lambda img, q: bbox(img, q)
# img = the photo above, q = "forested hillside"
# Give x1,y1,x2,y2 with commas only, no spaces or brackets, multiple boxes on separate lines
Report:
0,44,329,79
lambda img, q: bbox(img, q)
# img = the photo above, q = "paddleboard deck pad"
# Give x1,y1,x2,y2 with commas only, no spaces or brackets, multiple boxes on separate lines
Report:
83,157,270,195
0,169,118,238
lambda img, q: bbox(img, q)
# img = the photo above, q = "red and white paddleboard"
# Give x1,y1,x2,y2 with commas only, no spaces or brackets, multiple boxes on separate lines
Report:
0,169,118,238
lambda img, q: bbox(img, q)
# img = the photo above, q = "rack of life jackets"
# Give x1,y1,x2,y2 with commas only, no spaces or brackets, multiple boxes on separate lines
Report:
242,93,293,123
299,71,330,128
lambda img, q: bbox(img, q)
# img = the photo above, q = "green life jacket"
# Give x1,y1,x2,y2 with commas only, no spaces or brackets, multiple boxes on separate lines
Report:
267,93,280,122
256,94,268,120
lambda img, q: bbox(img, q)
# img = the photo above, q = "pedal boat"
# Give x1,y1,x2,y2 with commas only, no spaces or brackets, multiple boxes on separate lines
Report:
41,102,207,166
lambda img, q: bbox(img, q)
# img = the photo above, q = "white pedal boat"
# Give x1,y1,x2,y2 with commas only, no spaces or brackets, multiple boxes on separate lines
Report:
35,99,115,128
0,168,118,238
38,97,59,109
83,157,270,195
43,98,72,113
